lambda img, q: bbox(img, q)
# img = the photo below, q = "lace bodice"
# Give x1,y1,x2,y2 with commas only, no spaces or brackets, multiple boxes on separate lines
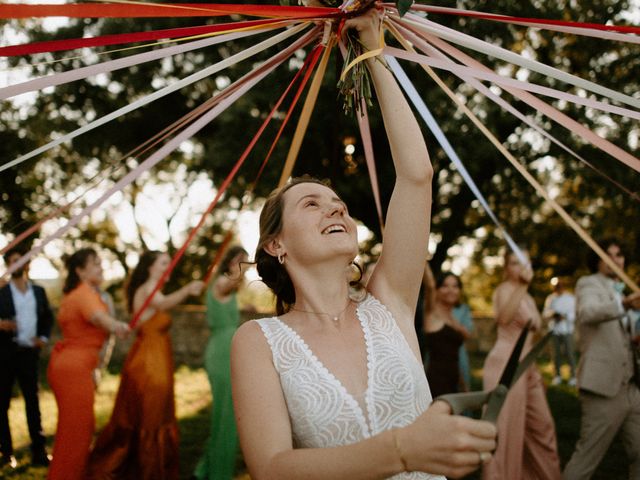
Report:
257,294,445,480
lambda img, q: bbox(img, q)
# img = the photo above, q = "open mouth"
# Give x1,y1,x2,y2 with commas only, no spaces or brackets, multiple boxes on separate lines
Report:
322,224,346,234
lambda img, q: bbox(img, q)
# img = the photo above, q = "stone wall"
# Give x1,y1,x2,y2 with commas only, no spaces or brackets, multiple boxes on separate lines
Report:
46,307,497,368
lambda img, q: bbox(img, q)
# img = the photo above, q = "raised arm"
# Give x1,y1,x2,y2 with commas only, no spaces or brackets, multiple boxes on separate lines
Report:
133,280,203,322
357,12,433,322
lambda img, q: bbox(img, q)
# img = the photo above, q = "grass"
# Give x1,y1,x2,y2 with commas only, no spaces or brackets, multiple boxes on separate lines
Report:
1,357,631,479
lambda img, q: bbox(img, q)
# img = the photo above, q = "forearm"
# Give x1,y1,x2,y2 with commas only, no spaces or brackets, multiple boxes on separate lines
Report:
256,430,403,480
153,286,191,311
577,298,623,325
366,55,431,182
90,311,120,333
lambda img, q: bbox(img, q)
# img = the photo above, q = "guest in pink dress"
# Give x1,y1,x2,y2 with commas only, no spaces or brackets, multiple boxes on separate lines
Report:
482,249,561,480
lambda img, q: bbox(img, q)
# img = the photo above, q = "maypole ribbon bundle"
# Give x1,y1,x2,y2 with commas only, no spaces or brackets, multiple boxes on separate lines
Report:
2,0,638,316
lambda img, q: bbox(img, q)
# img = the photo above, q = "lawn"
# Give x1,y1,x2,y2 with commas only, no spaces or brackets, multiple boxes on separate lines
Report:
1,358,629,479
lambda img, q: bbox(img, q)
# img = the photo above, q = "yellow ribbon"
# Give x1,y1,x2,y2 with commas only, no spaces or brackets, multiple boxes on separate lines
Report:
278,33,336,186
339,24,385,82
386,20,639,293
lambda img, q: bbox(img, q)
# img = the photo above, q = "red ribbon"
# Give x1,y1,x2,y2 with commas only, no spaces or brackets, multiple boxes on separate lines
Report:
397,3,640,35
0,18,285,57
128,26,322,328
0,3,341,19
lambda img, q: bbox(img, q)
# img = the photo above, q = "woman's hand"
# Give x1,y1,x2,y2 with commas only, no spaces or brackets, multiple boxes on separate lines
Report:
186,280,204,296
519,265,533,285
342,4,384,51
112,320,130,339
396,401,497,478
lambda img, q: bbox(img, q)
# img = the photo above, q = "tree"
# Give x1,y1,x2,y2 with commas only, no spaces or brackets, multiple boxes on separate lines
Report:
1,0,638,306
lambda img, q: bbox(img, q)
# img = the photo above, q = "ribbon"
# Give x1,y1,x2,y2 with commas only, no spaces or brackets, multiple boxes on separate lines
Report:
385,3,640,35
0,23,310,173
383,46,640,122
391,19,640,175
279,31,336,186
387,26,639,293
0,3,341,19
0,18,287,57
391,22,639,201
400,13,640,111
386,55,527,266
3,27,319,279
0,25,281,100
339,35,384,231
130,28,322,327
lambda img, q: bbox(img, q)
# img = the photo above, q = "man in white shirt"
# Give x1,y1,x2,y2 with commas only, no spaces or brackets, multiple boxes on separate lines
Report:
0,249,53,468
543,278,577,386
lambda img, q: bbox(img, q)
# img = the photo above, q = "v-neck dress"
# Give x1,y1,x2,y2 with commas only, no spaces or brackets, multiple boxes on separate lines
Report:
256,293,444,479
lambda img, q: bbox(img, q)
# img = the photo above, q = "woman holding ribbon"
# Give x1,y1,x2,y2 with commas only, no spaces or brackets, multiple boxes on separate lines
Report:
193,245,248,480
231,9,496,479
482,248,561,479
47,248,129,480
87,250,202,479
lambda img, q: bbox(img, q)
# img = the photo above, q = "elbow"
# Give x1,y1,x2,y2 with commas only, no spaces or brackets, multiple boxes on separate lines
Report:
417,158,434,184
405,163,433,189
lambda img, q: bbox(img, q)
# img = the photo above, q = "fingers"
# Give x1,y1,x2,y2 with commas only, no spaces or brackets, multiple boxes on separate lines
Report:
429,400,453,414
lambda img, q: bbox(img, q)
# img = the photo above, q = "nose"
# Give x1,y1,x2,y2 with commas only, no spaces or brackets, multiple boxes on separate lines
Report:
326,202,345,217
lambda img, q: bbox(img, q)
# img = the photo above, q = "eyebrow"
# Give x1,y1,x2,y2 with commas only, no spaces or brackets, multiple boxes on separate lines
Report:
296,193,346,207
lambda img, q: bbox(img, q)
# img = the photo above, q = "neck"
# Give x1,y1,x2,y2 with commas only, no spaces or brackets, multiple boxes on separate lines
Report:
433,300,453,314
287,258,354,318
11,276,28,291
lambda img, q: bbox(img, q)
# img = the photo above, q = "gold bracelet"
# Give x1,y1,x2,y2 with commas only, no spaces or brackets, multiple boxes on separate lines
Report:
392,429,409,472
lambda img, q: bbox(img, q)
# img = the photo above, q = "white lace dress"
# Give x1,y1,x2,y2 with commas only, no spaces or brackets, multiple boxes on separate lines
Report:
256,293,445,479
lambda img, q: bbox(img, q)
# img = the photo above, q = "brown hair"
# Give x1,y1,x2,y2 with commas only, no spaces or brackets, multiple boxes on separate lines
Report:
63,248,98,294
255,176,331,315
217,245,248,277
125,251,162,313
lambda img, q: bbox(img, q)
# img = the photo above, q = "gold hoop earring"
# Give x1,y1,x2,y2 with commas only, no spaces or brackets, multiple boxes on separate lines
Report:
278,253,285,265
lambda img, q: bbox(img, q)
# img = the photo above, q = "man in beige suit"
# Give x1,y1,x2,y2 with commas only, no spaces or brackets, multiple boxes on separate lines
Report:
564,239,640,480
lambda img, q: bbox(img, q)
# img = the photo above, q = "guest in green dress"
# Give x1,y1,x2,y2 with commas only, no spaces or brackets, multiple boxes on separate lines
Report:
193,246,248,480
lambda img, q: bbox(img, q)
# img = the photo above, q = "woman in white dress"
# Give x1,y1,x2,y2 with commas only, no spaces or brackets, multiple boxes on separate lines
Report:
231,9,497,479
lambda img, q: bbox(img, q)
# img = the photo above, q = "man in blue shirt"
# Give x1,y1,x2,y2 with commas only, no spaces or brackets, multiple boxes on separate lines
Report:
0,248,53,468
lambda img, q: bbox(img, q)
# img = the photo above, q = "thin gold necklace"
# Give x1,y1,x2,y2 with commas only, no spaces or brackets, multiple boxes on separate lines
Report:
290,299,352,322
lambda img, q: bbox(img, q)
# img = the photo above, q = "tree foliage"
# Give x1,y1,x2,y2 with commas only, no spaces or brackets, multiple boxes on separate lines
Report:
1,0,638,306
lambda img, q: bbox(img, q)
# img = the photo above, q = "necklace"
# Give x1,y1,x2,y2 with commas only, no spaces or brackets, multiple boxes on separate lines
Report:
290,299,352,322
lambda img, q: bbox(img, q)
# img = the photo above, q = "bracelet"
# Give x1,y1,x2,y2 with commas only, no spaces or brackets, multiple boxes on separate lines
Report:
392,429,409,472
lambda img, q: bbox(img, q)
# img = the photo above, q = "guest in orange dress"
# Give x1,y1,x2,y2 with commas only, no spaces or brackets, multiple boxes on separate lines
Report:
86,250,202,480
47,248,129,480
482,249,561,480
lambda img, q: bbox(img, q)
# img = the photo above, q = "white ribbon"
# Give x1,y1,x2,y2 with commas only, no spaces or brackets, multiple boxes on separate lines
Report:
0,23,309,174
400,13,640,111
3,28,319,276
387,55,529,266
0,24,284,100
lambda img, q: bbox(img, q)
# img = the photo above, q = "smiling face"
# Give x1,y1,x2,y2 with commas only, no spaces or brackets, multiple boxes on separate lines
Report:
435,274,461,307
77,253,103,288
278,182,358,265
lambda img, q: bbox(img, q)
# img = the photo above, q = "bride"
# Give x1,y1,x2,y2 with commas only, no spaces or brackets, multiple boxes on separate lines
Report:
231,8,496,479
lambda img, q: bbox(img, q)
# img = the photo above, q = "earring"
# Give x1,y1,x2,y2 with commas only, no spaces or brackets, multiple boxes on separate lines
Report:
278,253,285,265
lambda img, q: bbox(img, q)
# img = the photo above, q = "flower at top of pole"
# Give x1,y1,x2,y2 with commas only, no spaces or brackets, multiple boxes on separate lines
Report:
289,0,413,17
282,0,413,115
